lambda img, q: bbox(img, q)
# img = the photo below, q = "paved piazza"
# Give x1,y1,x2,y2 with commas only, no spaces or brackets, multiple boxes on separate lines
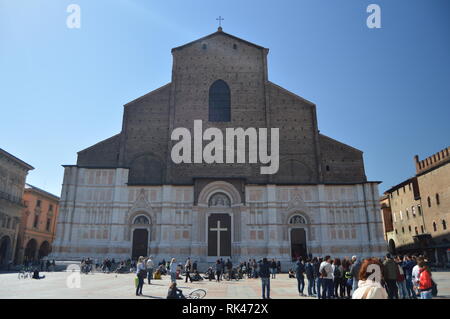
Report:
1,270,449,299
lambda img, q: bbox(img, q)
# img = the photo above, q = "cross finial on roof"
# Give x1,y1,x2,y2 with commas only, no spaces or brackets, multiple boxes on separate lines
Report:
216,16,224,31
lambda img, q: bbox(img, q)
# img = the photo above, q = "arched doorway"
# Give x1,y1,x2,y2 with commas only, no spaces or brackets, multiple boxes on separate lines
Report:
24,239,38,262
131,215,150,260
38,241,51,259
0,236,12,265
289,214,308,261
207,193,232,258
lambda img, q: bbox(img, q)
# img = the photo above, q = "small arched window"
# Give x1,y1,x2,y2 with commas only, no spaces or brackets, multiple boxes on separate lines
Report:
443,220,447,230
436,193,440,205
427,196,431,207
209,80,231,122
433,221,437,232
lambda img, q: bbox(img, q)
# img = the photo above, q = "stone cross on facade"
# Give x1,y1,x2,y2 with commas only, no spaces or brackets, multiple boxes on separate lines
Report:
210,220,228,257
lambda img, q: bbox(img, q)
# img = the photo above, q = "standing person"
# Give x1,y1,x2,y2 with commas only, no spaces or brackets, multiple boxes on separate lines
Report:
411,256,422,298
277,260,281,274
342,259,353,299
352,258,388,299
295,258,306,296
305,259,315,297
270,259,277,279
403,255,417,299
417,260,433,299
146,256,154,285
332,258,344,299
313,257,322,299
259,258,271,299
169,258,177,283
225,259,233,280
319,256,333,299
247,259,252,279
215,259,222,282
383,254,399,299
350,256,361,295
135,256,147,296
193,260,198,273
395,256,408,299
252,259,258,279
185,257,192,283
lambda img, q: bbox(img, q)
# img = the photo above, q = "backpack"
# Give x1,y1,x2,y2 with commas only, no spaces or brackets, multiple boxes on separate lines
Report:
333,266,341,278
432,280,438,297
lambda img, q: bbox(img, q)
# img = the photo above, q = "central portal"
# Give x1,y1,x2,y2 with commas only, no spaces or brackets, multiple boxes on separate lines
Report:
291,228,307,261
208,214,231,257
132,229,148,259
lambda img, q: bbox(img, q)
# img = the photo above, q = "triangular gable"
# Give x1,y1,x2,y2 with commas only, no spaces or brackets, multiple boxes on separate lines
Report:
171,28,268,52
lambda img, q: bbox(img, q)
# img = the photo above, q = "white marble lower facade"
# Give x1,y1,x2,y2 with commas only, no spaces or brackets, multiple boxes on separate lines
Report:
51,167,387,267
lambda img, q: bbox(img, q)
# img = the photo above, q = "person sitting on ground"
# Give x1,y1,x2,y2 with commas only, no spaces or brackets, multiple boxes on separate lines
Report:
153,268,162,280
167,282,186,299
288,268,296,278
191,270,203,281
32,269,45,280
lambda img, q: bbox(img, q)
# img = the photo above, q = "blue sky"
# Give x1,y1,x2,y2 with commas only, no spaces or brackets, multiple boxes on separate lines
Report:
1,0,449,197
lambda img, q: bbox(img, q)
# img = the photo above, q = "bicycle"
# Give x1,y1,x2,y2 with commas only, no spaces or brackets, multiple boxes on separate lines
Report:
186,288,207,299
18,267,33,280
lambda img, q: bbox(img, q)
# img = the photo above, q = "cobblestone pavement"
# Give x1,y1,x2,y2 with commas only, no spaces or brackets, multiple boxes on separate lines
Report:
0,271,449,299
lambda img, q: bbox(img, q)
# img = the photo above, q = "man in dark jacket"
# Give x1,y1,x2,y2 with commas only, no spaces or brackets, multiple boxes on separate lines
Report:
305,259,315,297
350,256,361,295
383,253,399,299
295,258,306,296
259,258,271,299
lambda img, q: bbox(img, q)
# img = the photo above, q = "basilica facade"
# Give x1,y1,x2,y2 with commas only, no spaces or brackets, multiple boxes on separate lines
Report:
51,28,386,266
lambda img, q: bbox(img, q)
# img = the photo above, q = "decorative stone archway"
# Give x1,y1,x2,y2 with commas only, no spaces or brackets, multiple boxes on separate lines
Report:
197,181,241,261
287,213,309,261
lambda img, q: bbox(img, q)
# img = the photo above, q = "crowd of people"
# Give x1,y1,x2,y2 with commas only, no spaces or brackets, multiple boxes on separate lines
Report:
290,253,437,299
78,253,438,299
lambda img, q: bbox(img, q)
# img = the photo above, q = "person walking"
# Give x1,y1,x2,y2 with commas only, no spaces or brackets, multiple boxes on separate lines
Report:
135,256,147,296
169,258,177,283
295,258,306,296
305,259,315,297
185,257,193,283
383,254,399,299
259,258,271,299
146,256,154,285
319,256,334,299
417,260,433,299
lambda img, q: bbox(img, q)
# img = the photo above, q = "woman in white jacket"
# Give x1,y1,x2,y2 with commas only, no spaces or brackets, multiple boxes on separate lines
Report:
352,258,388,299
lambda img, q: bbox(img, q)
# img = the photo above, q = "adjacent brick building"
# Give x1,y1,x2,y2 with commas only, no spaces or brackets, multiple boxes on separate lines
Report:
381,146,450,265
15,184,59,264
